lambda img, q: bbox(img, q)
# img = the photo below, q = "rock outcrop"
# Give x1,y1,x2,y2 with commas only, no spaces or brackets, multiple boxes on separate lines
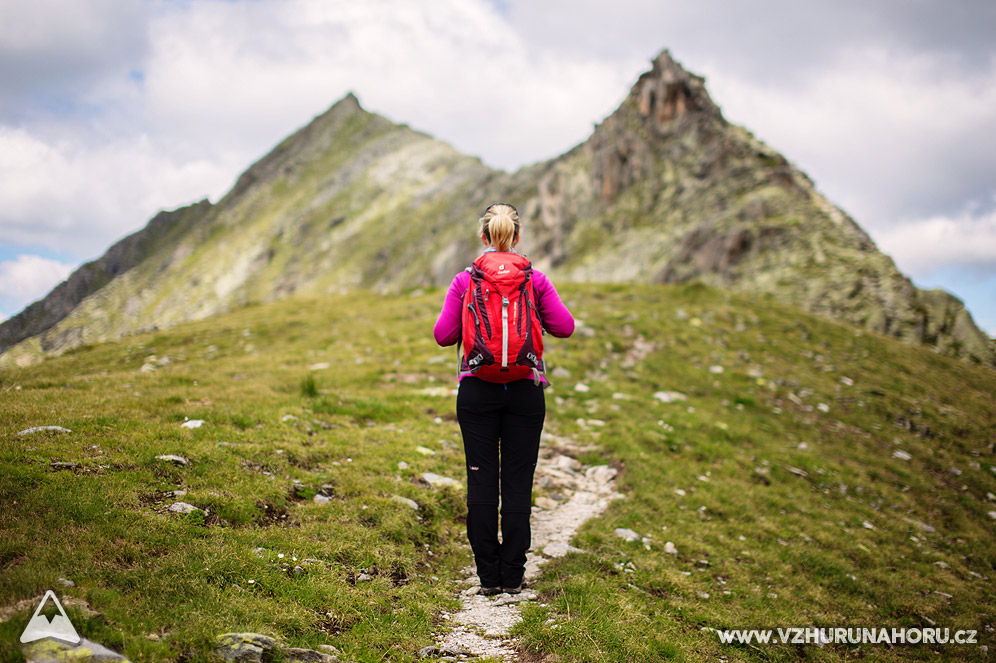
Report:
1,50,991,367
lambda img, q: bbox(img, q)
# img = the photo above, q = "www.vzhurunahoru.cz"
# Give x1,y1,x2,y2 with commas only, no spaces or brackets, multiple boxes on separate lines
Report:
710,627,979,646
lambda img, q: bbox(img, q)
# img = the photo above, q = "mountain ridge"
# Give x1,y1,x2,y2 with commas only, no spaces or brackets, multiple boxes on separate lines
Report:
1,49,992,368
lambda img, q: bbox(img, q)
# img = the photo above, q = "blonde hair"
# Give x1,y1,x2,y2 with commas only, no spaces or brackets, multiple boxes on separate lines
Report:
479,203,519,252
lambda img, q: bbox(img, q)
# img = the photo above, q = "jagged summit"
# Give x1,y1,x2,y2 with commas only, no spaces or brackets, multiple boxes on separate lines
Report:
2,48,992,367
632,50,724,127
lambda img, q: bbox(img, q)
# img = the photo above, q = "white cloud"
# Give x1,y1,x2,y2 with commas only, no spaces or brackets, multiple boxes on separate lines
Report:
0,0,634,265
696,48,996,226
0,127,233,258
871,203,996,276
0,254,76,304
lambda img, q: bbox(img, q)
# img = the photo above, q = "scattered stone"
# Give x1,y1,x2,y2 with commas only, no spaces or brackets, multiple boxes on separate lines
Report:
841,376,854,386
708,365,724,374
180,419,204,429
543,542,581,557
356,573,373,582
17,426,73,436
168,502,201,514
280,414,298,422
892,450,912,461
172,489,187,497
614,528,640,542
664,542,678,555
653,391,687,403
612,392,630,400
415,446,436,456
284,647,337,663
313,494,331,505
674,489,686,496
586,465,617,483
935,561,950,569
786,466,808,478
49,462,79,471
797,442,809,451
554,455,581,472
215,633,277,663
391,495,419,510
862,521,876,530
292,566,306,576
56,577,75,588
988,511,996,521
535,497,558,511
787,392,803,406
987,492,996,502
422,473,461,488
309,362,329,370
23,637,130,663
397,461,409,470
155,454,189,466
551,366,572,378
574,382,590,393
817,403,829,413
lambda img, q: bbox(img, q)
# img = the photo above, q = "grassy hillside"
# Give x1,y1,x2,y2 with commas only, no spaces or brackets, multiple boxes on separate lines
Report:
1,282,994,662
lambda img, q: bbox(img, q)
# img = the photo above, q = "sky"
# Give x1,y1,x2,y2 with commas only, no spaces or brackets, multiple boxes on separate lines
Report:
1,0,994,335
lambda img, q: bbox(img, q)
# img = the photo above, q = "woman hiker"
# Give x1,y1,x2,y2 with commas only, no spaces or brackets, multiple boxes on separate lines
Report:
433,202,575,595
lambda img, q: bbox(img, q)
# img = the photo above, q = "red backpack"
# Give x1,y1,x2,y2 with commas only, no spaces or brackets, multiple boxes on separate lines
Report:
459,252,545,384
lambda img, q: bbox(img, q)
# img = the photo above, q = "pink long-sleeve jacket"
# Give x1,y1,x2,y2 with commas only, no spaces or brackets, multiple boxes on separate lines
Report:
433,262,575,382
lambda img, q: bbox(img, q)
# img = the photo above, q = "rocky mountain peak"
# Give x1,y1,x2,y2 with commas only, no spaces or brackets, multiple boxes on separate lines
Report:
632,50,724,128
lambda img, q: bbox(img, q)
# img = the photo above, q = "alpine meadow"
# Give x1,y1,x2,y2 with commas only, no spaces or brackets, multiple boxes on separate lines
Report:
1,50,994,663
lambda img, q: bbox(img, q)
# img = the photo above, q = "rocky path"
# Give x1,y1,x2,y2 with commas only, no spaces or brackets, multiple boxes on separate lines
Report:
429,431,622,661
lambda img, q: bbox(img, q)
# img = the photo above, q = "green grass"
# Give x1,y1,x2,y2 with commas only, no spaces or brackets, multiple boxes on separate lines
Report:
2,282,994,662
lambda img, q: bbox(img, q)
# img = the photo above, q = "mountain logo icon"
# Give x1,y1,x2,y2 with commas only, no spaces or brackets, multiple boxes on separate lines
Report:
19,590,81,644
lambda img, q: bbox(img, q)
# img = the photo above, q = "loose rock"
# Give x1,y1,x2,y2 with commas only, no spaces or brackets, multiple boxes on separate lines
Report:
180,419,204,429
585,465,617,483
214,633,276,663
17,426,72,436
542,542,581,557
422,472,461,488
615,528,640,542
284,648,337,663
23,637,129,663
391,495,419,510
168,502,201,514
155,454,189,466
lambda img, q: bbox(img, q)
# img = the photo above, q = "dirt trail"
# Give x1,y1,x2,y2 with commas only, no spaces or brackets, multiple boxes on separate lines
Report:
432,431,623,661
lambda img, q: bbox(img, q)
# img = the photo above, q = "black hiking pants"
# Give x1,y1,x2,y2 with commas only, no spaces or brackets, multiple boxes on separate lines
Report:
456,376,545,588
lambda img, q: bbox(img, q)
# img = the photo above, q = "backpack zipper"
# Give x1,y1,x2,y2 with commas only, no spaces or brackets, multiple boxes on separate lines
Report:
501,296,509,368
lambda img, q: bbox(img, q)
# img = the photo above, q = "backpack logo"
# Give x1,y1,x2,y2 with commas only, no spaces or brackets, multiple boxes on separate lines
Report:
20,590,80,644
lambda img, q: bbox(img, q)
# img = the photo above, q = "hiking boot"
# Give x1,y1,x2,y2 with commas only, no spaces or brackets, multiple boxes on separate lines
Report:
480,586,502,596
502,581,524,594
